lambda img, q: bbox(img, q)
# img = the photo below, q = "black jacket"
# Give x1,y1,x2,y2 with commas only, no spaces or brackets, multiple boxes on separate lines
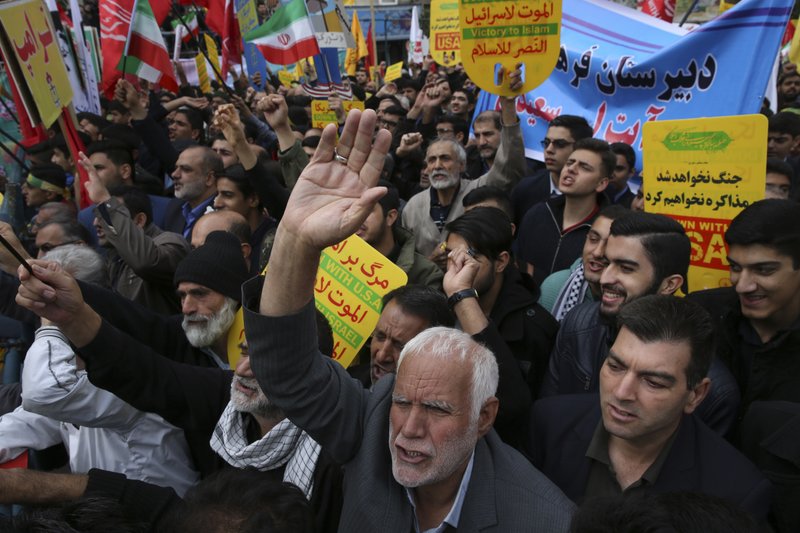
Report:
490,265,559,399
528,394,771,520
538,301,741,437
516,194,608,287
689,287,800,412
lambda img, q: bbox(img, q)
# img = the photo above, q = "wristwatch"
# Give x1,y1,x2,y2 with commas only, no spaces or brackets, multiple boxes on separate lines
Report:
447,288,479,309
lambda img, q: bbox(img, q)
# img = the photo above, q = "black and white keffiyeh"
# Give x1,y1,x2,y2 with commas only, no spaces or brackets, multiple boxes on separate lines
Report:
210,402,321,498
552,262,589,321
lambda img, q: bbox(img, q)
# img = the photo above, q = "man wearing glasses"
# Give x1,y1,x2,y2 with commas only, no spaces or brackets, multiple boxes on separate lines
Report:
511,115,594,226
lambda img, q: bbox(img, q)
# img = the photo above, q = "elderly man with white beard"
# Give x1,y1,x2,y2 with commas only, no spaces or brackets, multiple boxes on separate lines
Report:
13,255,343,532
400,66,527,267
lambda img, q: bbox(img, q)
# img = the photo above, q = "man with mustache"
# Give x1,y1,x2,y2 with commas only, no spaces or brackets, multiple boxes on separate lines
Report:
539,212,740,437
400,67,526,262
528,296,771,521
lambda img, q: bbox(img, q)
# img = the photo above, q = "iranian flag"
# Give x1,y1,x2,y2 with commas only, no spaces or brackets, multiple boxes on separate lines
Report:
171,11,199,43
117,0,179,91
244,0,320,66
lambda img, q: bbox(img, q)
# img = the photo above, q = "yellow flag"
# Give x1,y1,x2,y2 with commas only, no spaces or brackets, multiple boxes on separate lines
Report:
204,34,221,82
384,61,403,82
344,11,368,76
790,19,800,66
195,53,211,93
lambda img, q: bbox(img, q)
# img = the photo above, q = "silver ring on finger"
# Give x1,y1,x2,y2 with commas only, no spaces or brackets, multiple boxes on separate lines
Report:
334,147,349,165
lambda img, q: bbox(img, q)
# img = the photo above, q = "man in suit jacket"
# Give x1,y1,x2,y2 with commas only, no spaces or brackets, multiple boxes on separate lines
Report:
527,295,772,521
244,108,575,532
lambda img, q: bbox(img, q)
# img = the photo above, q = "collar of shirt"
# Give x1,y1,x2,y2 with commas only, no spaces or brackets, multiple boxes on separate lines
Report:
549,177,563,197
585,419,678,491
406,451,475,533
181,196,215,238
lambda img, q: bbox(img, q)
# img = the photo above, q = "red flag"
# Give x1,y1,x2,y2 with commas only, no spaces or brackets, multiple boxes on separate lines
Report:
207,0,242,76
99,0,134,97
151,2,171,24
59,108,90,209
365,24,375,79
638,0,677,23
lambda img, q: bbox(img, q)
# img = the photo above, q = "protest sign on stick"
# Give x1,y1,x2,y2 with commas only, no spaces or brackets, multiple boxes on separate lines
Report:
642,114,767,292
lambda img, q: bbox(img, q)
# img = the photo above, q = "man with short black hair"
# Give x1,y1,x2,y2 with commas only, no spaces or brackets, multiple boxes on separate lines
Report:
517,138,612,286
529,295,771,521
164,146,222,238
540,212,740,436
445,207,559,402
765,158,794,200
539,204,629,321
87,158,190,315
688,202,800,531
608,142,636,207
511,115,595,224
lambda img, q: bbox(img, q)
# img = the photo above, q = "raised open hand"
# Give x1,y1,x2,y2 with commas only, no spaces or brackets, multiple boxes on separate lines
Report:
280,109,392,250
78,151,110,204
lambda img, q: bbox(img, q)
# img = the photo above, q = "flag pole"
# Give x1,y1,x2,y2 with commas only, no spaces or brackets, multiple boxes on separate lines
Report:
369,0,377,78
0,133,28,172
0,93,19,126
0,125,28,156
174,1,237,97
120,0,138,82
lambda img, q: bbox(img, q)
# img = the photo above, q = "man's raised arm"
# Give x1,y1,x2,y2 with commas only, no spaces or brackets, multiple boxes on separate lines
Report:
244,109,392,463
257,109,392,316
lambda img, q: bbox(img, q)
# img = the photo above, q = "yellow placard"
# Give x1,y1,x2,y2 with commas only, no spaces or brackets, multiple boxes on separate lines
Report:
316,236,407,367
311,99,365,128
459,0,561,96
195,53,211,93
384,61,403,83
278,69,295,88
204,34,221,81
226,309,246,370
311,99,339,128
342,100,365,113
430,0,462,66
642,115,767,293
0,0,73,127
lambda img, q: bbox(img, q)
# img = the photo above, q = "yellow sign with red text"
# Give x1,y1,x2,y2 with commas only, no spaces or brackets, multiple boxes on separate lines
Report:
431,0,462,66
311,99,364,129
0,0,73,127
314,235,407,367
228,235,407,370
459,0,561,95
642,115,767,292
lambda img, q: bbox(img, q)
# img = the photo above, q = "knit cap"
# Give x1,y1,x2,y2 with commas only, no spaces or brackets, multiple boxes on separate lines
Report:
174,230,249,301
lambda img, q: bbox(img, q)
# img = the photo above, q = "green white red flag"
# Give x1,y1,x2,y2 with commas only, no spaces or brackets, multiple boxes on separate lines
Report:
171,11,199,43
244,0,320,66
117,0,179,92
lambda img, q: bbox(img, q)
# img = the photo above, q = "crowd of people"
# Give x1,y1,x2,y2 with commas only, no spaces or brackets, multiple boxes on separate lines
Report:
0,7,798,530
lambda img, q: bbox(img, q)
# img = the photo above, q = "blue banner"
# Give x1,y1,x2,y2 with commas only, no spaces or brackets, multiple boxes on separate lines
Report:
474,0,791,167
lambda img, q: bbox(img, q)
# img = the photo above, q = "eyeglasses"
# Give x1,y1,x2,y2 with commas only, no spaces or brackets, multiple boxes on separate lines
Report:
436,128,454,135
377,118,399,128
541,138,574,149
38,240,80,254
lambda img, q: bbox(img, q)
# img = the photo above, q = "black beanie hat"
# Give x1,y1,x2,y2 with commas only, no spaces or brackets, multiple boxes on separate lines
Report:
174,231,249,302
28,163,68,188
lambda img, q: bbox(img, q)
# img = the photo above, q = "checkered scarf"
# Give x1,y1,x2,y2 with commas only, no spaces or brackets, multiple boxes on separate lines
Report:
552,262,589,321
210,402,321,498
